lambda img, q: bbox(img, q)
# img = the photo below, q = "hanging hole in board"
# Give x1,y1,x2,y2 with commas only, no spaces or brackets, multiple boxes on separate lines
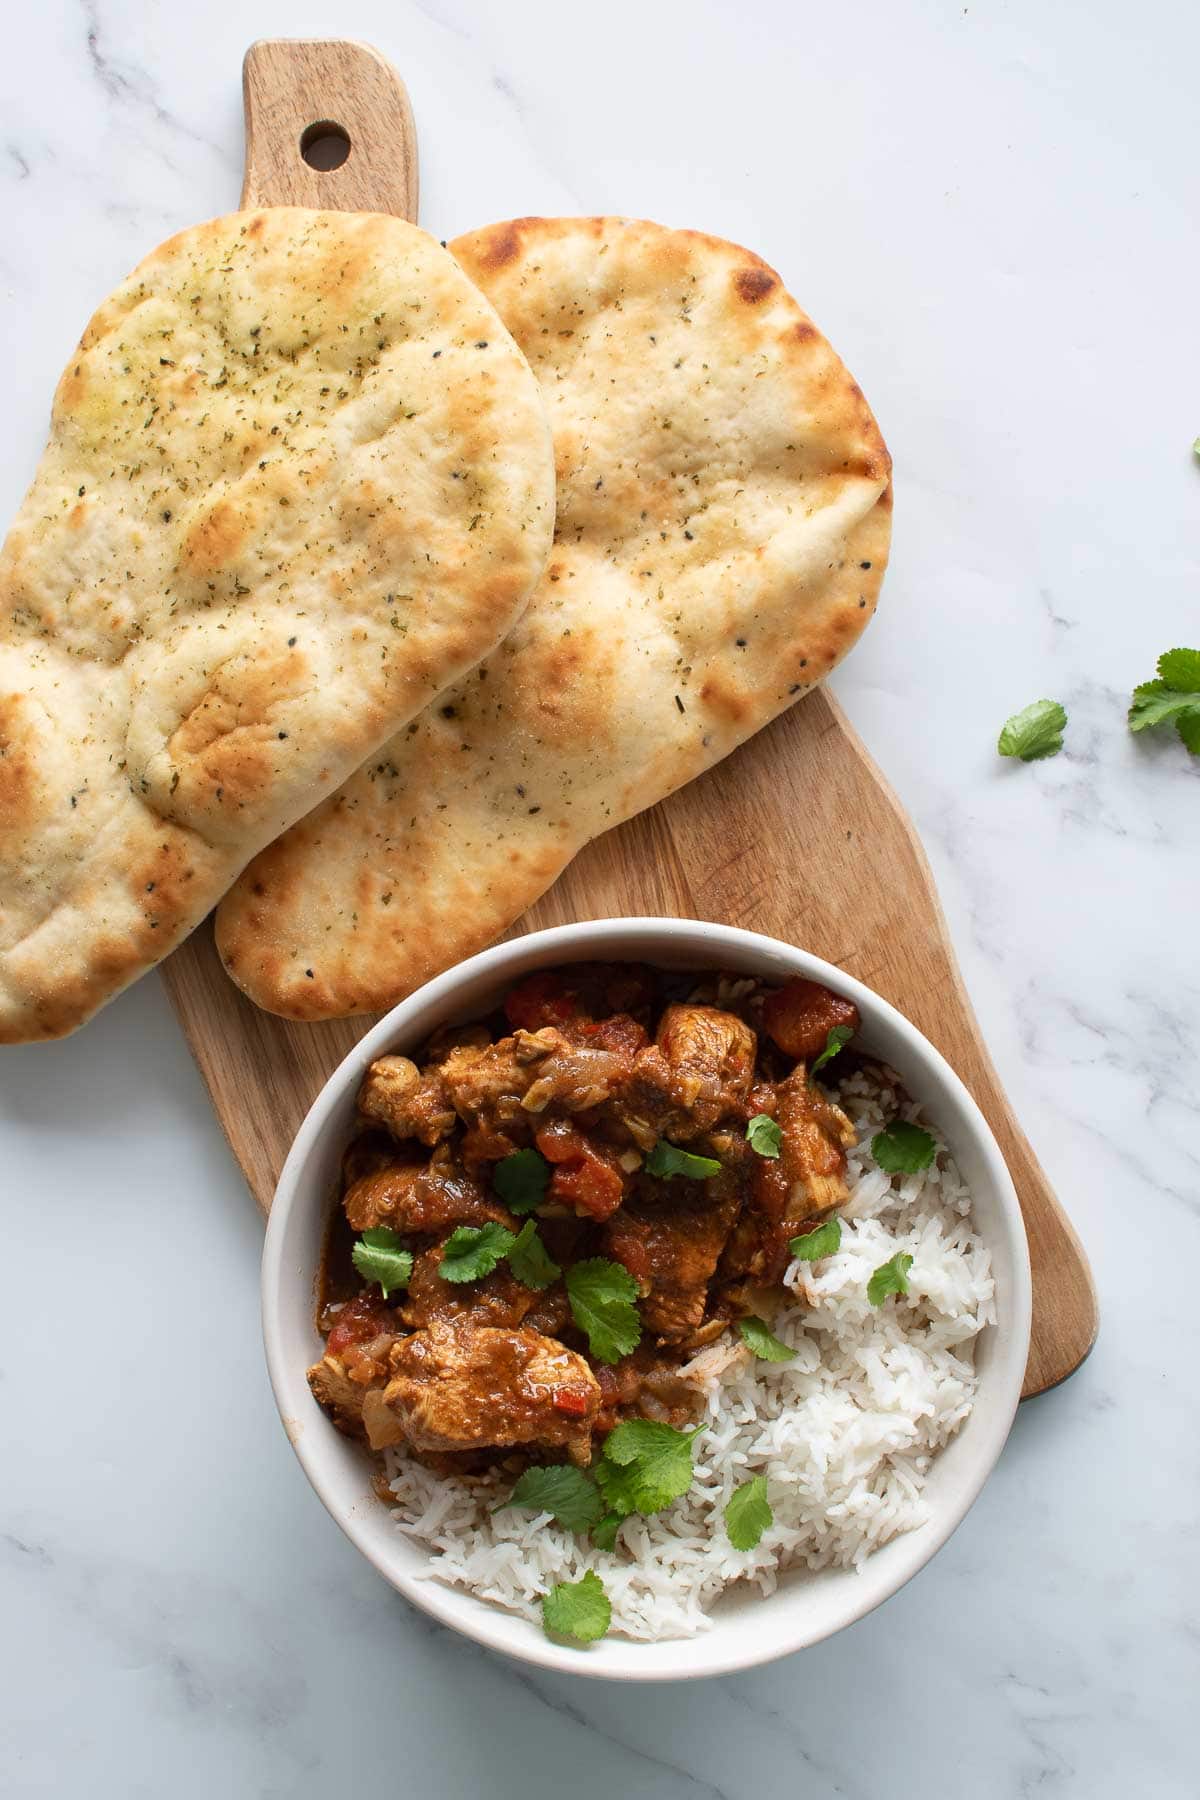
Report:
300,121,351,171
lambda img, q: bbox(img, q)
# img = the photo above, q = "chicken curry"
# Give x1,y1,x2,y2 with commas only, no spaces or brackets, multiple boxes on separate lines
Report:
308,964,860,1473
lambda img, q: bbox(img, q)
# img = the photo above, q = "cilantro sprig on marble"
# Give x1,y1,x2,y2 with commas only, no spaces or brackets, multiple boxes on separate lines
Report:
1128,648,1200,755
997,698,1068,762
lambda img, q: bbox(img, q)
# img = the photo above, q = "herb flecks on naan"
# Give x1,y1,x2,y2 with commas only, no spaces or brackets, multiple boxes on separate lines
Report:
0,208,554,1041
217,216,891,1020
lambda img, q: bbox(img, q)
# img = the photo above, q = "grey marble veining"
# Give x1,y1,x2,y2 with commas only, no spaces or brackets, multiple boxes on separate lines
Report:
1,1,1196,1795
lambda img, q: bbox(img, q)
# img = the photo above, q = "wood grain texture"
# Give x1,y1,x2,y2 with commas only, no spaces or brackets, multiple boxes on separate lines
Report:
241,38,418,216
160,37,1097,1400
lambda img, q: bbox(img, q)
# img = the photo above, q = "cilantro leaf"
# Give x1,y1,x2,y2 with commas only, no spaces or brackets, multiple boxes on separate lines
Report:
997,699,1067,762
564,1258,642,1364
595,1419,700,1516
1128,650,1200,755
541,1570,611,1645
591,1512,624,1552
493,1147,550,1215
644,1140,722,1179
745,1114,782,1158
725,1475,773,1552
868,1251,914,1306
350,1228,413,1298
737,1315,796,1361
1159,647,1200,691
500,1464,603,1533
506,1219,561,1291
1128,680,1198,732
788,1216,842,1261
810,1023,854,1078
438,1221,516,1283
872,1120,937,1173
592,1461,646,1518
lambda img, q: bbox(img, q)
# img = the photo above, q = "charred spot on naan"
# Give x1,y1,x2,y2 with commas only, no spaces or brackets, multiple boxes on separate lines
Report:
181,498,248,575
168,646,309,762
696,671,755,728
732,263,779,306
122,833,203,944
525,625,623,753
55,361,89,416
0,693,39,837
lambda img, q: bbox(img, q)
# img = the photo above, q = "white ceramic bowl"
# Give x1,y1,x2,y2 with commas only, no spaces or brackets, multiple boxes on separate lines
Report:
263,918,1031,1681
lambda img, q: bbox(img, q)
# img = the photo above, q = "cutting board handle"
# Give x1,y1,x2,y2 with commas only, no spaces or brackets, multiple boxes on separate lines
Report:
242,38,418,219
163,37,1098,1401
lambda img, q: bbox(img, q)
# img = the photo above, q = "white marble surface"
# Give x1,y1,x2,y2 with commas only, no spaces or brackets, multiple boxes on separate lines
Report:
1,1,1197,1793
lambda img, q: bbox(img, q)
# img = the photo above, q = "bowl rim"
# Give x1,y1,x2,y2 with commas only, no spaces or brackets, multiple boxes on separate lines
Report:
262,916,1032,1681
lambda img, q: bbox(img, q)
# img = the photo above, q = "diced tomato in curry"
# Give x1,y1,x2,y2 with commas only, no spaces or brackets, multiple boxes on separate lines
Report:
503,970,580,1031
551,1385,593,1418
308,963,860,1475
762,977,860,1065
326,1291,394,1357
535,1119,627,1220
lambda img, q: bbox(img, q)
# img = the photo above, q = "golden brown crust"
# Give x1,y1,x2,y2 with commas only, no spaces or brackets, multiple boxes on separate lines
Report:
0,208,554,1040
217,215,891,1020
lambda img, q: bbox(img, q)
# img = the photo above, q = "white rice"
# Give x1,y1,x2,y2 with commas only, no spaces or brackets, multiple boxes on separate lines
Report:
383,1065,994,1640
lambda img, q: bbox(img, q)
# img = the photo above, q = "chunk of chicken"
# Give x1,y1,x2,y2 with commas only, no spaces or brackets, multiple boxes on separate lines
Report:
603,1173,741,1341
377,1322,601,1463
775,1067,855,1206
343,1152,512,1235
358,1056,456,1145
399,1243,537,1332
619,1005,756,1144
307,1296,401,1444
739,1067,855,1280
341,1131,400,1189
308,1354,372,1440
440,1029,632,1130
762,978,859,1065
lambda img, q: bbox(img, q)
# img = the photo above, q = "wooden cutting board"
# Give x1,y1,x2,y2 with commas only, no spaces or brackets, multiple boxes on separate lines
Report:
160,37,1097,1401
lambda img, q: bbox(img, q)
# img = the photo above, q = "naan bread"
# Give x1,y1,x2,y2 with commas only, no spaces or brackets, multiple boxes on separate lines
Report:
0,208,554,1041
216,216,891,1020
